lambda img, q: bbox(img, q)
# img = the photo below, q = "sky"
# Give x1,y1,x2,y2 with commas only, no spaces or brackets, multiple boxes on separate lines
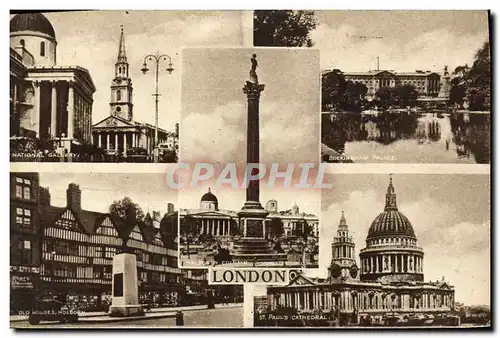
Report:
314,173,490,306
180,47,320,165
310,10,490,73
28,10,245,131
39,172,178,215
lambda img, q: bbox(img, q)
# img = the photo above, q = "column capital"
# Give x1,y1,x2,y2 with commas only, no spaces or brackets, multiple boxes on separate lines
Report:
243,81,265,100
50,80,58,87
67,80,75,88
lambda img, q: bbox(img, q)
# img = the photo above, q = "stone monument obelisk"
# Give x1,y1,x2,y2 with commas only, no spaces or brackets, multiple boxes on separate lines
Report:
232,54,287,264
109,253,143,317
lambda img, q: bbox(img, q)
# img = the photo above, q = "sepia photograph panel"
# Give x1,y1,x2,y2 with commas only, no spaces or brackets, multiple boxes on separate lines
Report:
251,173,490,328
9,10,244,163
253,10,491,164
178,47,321,269
9,172,243,328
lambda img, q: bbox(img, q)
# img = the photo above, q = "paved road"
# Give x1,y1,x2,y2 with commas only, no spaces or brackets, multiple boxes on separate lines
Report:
11,306,244,329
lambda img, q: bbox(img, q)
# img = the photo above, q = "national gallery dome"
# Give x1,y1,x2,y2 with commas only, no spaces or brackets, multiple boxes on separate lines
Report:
200,188,219,210
359,177,424,283
10,13,56,39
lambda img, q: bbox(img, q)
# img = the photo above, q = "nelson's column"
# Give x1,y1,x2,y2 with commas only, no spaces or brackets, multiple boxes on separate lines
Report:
231,54,287,264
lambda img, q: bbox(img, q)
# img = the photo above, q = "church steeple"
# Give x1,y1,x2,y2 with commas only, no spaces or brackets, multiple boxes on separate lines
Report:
384,175,398,211
329,211,358,281
110,25,133,121
117,25,127,63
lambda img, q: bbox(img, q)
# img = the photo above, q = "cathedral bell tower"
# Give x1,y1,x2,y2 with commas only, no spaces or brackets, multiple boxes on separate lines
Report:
110,26,133,121
328,211,358,282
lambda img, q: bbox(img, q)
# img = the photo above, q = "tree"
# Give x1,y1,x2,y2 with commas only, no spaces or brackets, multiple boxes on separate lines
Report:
450,40,490,110
394,84,418,106
254,10,318,47
344,81,368,112
322,69,346,111
180,215,200,236
109,197,145,227
375,86,396,109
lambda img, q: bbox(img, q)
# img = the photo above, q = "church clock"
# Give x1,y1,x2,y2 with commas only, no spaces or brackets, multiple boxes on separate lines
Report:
350,265,359,279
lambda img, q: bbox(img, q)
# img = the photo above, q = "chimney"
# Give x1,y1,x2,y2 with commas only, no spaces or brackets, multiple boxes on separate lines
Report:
66,183,82,213
39,187,51,206
376,56,379,71
153,211,161,229
167,203,175,214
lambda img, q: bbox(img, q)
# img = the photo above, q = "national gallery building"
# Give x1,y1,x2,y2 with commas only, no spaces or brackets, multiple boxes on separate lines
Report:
179,189,319,240
263,177,456,325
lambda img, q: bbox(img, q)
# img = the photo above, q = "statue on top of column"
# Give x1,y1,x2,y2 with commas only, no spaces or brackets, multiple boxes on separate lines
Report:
249,54,259,84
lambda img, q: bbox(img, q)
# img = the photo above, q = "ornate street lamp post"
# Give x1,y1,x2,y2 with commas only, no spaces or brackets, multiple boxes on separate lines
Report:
141,52,174,162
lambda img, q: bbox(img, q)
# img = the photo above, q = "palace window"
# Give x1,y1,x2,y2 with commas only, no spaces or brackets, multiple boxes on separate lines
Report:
40,42,45,57
15,208,32,231
15,177,32,200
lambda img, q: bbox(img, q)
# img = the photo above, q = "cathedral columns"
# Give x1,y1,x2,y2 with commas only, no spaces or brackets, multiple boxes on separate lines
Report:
98,132,102,148
106,134,110,149
132,132,136,148
123,132,128,154
50,81,57,137
115,133,118,151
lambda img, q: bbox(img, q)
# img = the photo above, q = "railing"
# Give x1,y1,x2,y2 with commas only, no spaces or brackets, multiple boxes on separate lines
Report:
360,244,423,252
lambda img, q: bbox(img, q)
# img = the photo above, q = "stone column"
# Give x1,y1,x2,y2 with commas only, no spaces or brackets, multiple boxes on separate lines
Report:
123,132,127,154
106,134,110,149
374,256,378,273
132,133,136,148
50,81,57,137
33,81,41,137
67,82,74,139
115,133,118,151
238,55,268,230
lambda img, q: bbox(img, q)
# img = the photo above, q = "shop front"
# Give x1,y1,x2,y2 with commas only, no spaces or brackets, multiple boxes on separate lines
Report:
10,265,40,315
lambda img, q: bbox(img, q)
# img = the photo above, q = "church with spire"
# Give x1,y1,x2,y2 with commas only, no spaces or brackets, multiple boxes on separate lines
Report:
262,175,456,326
91,26,178,162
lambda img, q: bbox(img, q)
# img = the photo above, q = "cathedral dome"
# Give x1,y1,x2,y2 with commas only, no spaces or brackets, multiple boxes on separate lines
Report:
367,210,416,240
10,13,56,39
201,188,218,203
359,176,424,283
366,177,416,241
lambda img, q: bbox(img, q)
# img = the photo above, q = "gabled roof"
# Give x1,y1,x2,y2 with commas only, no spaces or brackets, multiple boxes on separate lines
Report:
40,205,105,234
92,115,135,129
288,273,317,286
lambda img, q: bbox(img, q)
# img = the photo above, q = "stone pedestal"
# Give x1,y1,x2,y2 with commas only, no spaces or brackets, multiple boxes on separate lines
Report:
109,253,143,317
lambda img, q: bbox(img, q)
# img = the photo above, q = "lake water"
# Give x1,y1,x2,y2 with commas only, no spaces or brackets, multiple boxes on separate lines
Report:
321,111,490,164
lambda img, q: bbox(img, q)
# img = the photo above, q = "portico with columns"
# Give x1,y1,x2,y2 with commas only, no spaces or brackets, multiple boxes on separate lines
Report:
10,13,95,149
